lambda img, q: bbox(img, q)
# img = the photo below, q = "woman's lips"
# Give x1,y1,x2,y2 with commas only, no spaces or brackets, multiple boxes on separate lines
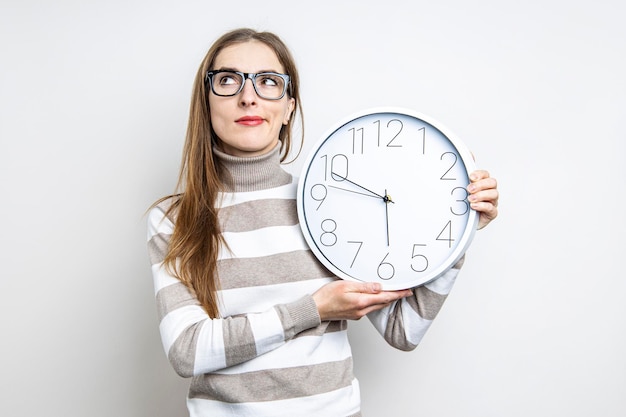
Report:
236,116,264,126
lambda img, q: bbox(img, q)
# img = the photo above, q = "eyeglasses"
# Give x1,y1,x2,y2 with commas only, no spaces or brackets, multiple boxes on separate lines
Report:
205,70,290,100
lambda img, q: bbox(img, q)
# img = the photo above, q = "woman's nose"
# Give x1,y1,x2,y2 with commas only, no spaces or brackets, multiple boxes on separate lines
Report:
239,78,258,106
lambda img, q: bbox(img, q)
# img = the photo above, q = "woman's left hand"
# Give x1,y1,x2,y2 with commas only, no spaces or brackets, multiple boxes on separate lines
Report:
467,170,499,230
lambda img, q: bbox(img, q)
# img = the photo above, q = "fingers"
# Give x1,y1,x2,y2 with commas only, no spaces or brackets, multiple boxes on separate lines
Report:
313,280,412,321
468,170,499,229
348,284,413,318
468,187,499,208
475,203,499,229
469,169,489,182
347,281,411,299
361,289,413,306
348,281,383,294
468,170,497,194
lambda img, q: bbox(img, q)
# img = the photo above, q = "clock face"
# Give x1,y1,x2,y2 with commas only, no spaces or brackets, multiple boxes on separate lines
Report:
297,108,478,290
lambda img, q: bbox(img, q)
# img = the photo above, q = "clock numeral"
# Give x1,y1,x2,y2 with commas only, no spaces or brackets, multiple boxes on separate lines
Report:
321,153,349,182
373,119,403,148
347,241,363,268
410,244,429,273
349,127,364,154
450,186,470,216
377,253,395,280
385,119,403,147
373,120,381,147
310,184,327,210
417,127,426,155
436,220,454,248
320,219,338,246
440,152,458,180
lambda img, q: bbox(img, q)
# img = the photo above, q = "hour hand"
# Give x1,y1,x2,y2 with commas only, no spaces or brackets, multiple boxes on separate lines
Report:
330,172,392,202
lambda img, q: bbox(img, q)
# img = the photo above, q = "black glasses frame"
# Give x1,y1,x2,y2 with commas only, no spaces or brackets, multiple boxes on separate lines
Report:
205,70,291,100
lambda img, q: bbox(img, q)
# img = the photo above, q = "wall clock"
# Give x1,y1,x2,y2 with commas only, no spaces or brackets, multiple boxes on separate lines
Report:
297,107,478,290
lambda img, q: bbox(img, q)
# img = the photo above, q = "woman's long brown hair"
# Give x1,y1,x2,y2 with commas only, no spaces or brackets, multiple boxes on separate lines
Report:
154,28,303,317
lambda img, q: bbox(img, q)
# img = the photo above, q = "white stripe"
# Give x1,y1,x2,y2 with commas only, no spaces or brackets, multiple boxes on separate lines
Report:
401,300,433,346
218,224,308,260
219,278,332,317
248,308,285,356
218,181,297,208
147,206,173,239
424,267,458,295
215,330,351,375
187,379,361,417
366,298,434,346
152,264,180,296
193,319,227,374
366,305,391,336
159,305,208,355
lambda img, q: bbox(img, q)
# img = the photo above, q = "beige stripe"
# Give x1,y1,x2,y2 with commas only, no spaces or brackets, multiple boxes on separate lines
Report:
295,320,347,338
155,281,200,321
223,316,257,367
219,199,298,233
148,198,297,265
274,295,321,338
407,285,448,321
383,302,415,351
188,357,355,402
217,250,333,290
168,320,202,378
383,286,448,350
147,232,171,265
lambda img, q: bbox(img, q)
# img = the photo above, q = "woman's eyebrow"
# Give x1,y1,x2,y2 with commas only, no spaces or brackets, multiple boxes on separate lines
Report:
213,67,281,73
213,66,238,72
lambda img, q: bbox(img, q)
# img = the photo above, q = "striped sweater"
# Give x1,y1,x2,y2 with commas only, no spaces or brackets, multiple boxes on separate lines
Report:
146,144,462,417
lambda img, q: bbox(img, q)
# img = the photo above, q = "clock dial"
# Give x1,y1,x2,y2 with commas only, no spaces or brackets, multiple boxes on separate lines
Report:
297,108,478,290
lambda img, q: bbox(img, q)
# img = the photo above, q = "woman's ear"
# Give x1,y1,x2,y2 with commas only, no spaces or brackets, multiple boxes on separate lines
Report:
283,97,295,125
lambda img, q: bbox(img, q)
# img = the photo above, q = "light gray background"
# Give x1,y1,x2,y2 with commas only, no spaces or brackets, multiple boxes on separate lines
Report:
1,0,624,416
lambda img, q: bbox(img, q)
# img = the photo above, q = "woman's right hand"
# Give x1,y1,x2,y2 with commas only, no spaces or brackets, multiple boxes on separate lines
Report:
312,280,413,321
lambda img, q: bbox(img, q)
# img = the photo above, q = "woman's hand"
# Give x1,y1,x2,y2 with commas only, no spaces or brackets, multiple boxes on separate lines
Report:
313,280,412,321
468,170,499,230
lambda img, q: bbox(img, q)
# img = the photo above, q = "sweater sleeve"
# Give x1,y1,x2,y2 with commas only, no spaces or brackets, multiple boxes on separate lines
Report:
147,205,321,377
366,257,465,351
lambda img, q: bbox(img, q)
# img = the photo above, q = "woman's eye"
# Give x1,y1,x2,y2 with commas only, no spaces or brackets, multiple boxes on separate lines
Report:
219,76,237,85
259,75,279,87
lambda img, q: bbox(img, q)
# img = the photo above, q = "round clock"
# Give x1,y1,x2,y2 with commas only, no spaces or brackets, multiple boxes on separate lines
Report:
296,107,479,290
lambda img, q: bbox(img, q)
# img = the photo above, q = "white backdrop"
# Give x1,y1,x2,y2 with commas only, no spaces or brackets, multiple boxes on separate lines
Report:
1,0,625,416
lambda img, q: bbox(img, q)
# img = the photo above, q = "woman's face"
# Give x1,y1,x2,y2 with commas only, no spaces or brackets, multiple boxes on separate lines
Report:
209,40,295,158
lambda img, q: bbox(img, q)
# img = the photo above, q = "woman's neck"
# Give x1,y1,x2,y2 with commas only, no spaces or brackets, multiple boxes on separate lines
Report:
213,142,292,192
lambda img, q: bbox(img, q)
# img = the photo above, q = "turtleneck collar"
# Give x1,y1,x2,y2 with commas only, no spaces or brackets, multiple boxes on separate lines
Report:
213,142,292,192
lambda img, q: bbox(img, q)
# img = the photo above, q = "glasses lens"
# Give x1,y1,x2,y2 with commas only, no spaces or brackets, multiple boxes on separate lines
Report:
212,72,243,96
254,73,287,99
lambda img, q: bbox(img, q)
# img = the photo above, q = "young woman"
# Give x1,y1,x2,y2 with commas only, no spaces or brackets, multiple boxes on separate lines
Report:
147,28,499,417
